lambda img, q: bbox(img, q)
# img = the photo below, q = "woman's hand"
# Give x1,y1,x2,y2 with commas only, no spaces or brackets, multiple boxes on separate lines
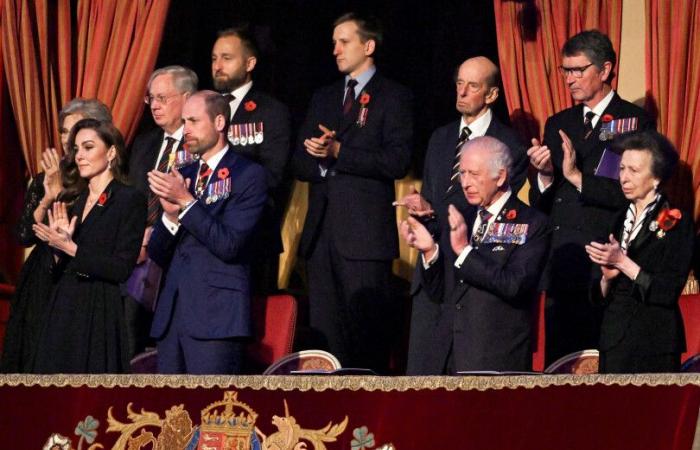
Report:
40,148,63,204
586,234,626,280
33,202,78,256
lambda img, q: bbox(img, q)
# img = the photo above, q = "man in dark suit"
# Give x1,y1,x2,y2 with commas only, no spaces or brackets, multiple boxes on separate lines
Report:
147,91,267,374
400,136,549,373
212,26,292,294
292,13,413,372
394,56,528,374
527,30,654,364
126,66,198,357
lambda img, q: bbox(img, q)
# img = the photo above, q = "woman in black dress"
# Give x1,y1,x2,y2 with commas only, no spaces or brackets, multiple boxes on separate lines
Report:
0,99,111,373
31,119,146,373
586,130,694,373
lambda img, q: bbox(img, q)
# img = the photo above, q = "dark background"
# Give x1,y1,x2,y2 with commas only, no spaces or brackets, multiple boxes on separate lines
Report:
141,0,507,177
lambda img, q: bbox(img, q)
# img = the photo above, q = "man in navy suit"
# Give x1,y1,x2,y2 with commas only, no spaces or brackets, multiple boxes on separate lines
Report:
292,13,413,372
527,30,654,364
395,56,528,374
212,26,292,294
400,136,549,373
147,91,267,374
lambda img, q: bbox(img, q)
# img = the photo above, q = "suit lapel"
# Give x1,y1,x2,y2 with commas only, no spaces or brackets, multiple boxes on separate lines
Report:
336,74,380,138
232,89,256,123
627,197,666,254
77,180,118,239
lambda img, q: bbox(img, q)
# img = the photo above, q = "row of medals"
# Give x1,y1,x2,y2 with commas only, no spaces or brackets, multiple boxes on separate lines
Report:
229,122,264,146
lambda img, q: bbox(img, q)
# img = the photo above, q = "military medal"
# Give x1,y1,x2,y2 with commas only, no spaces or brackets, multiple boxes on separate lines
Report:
231,124,240,146
599,116,638,141
247,123,255,145
254,122,264,144
240,124,248,146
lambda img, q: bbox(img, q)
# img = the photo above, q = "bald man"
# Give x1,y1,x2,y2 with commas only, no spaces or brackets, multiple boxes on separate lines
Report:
395,56,527,374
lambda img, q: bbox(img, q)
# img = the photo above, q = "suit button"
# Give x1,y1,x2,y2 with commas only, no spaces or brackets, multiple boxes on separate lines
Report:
554,225,560,231
456,304,463,310
328,169,337,177
555,197,562,203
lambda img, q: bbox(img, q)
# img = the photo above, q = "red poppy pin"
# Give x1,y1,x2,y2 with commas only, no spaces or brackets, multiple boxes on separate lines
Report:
650,208,682,238
505,209,517,220
218,167,229,180
244,100,257,112
359,92,371,105
602,114,614,123
97,192,108,207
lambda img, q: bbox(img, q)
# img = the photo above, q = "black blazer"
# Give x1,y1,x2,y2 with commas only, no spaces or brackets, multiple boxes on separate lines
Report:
529,93,655,291
293,72,413,260
595,198,694,356
229,87,292,255
420,195,550,372
405,115,528,374
128,128,184,199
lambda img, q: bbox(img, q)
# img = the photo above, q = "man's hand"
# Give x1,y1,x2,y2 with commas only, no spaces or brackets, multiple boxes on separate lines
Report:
527,138,554,188
447,204,469,255
399,216,437,260
559,130,582,190
393,185,434,217
148,167,193,209
304,124,340,159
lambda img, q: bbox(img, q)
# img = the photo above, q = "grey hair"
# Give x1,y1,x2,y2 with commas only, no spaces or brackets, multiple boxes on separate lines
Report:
58,98,112,127
147,65,199,94
460,135,512,179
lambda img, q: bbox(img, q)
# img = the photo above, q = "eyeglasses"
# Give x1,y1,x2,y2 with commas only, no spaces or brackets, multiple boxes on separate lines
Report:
144,93,181,105
558,63,595,78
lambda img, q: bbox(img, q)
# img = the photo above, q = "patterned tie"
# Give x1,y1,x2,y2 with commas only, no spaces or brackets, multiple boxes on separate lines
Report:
147,137,177,225
472,208,492,244
583,111,596,139
446,126,472,194
195,161,212,197
343,79,358,115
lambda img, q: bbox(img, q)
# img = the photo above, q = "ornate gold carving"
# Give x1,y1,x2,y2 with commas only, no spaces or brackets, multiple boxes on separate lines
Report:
257,400,347,450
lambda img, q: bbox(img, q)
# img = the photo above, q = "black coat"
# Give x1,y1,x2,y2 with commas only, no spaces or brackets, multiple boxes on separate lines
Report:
405,115,528,374
420,195,550,372
32,181,146,373
595,198,694,360
293,72,413,260
129,128,184,199
529,93,655,292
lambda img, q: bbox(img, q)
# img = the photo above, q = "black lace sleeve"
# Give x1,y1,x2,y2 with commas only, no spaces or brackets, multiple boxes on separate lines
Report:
16,173,46,247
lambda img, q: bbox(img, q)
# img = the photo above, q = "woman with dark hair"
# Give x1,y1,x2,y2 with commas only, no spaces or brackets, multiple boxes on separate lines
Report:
586,130,694,373
31,119,146,373
1,99,111,373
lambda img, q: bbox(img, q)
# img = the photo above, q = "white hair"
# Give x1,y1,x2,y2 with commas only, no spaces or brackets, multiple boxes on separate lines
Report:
459,135,512,178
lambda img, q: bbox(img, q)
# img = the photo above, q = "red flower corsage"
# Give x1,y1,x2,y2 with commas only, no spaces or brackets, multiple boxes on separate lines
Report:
505,209,517,220
218,167,229,180
359,92,371,105
244,100,257,112
97,192,108,206
602,114,614,123
650,208,682,238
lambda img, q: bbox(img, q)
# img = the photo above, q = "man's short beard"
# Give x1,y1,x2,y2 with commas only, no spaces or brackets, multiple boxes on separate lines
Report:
213,74,246,93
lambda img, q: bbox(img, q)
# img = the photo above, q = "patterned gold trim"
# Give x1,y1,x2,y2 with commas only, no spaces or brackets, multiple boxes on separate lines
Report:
4,374,700,391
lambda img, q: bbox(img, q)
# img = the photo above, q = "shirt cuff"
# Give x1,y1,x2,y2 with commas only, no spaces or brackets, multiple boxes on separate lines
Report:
537,173,552,193
454,245,473,268
178,199,197,220
421,244,440,269
161,213,180,235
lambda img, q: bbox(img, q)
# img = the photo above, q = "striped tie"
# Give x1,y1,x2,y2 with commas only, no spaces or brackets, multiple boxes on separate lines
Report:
147,137,177,225
583,111,596,139
195,161,212,197
472,208,492,243
446,126,471,194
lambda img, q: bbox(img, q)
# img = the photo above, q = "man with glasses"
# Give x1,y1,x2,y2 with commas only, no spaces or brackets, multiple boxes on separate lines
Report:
527,30,654,365
127,65,198,358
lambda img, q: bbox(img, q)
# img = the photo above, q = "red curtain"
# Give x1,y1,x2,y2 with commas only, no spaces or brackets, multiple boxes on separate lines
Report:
646,0,700,217
1,0,170,176
493,0,623,140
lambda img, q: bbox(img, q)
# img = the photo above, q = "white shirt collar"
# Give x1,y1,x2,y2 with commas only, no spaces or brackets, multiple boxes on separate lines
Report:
226,81,254,117
201,144,229,170
484,186,512,218
344,65,376,98
460,108,492,139
164,125,184,141
583,89,615,127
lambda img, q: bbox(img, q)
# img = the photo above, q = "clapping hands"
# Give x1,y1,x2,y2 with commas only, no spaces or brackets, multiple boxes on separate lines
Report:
33,202,78,256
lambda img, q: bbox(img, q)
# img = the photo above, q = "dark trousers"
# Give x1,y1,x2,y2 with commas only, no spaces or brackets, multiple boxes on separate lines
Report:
545,289,602,366
156,295,244,375
600,350,680,373
306,217,392,373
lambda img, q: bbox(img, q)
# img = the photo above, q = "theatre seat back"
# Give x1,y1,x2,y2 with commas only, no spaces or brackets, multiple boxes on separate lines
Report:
0,284,15,356
247,294,298,371
680,294,700,362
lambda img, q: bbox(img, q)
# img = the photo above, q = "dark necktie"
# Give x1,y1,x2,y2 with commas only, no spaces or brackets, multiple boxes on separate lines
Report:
147,137,177,225
472,208,492,244
343,79,358,115
195,161,212,197
446,127,472,194
583,111,596,139
223,93,235,103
